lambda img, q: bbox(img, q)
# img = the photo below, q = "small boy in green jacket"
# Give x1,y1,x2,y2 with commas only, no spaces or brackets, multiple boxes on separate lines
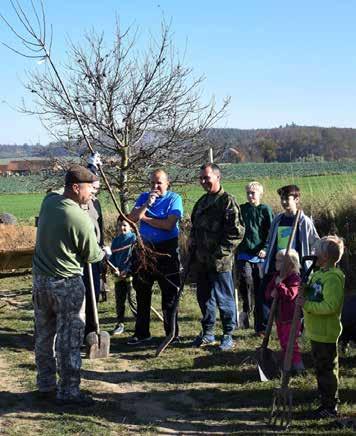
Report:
297,235,345,419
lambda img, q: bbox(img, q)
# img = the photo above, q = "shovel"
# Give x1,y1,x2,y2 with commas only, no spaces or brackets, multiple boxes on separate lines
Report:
255,209,301,381
269,254,317,428
85,262,110,359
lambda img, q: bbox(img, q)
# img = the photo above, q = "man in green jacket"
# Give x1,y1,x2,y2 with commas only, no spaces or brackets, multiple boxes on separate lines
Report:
190,163,245,351
32,165,106,406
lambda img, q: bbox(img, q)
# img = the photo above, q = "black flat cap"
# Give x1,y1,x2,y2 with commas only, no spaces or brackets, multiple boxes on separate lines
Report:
65,165,98,185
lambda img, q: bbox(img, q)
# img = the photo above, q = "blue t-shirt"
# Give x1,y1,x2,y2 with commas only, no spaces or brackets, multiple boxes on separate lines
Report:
135,191,183,243
110,232,136,272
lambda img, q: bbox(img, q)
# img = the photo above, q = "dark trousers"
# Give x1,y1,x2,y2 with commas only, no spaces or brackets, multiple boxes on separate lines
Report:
196,269,236,336
133,238,180,339
236,260,264,331
82,262,101,336
311,340,339,409
256,272,273,333
115,277,136,323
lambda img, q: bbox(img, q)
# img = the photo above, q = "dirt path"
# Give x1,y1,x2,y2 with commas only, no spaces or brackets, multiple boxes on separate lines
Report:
0,348,270,435
0,284,274,434
0,353,45,435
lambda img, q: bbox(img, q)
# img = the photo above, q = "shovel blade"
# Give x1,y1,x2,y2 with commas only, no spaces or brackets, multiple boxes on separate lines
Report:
256,347,280,381
86,331,110,359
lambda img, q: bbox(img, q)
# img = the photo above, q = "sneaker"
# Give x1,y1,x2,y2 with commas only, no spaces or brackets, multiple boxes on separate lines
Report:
127,335,152,345
33,390,56,400
239,312,250,329
312,405,338,419
192,333,216,347
112,323,125,336
219,334,234,351
56,393,95,407
171,336,181,344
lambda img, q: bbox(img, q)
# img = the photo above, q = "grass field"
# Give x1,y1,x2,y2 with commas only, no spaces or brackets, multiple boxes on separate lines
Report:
1,172,356,224
0,193,45,223
0,274,355,434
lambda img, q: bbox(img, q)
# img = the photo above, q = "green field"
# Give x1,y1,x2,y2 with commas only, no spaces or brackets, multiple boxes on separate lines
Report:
0,193,45,223
1,161,356,195
1,173,356,223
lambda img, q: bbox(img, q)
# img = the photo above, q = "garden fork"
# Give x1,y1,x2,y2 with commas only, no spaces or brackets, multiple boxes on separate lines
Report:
269,255,317,429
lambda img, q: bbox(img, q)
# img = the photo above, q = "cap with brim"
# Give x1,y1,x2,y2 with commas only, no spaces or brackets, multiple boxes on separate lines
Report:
65,165,98,185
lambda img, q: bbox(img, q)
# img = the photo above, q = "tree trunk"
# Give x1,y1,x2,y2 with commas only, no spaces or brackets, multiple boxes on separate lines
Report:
119,146,130,215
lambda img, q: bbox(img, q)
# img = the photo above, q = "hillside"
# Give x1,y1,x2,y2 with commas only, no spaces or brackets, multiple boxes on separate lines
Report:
1,125,356,163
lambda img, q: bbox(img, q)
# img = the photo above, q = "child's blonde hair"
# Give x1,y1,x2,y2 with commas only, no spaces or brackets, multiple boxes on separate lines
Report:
245,181,264,195
316,235,344,264
276,248,300,272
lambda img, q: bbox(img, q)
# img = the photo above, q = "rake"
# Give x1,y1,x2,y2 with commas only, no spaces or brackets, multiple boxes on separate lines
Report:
269,254,317,428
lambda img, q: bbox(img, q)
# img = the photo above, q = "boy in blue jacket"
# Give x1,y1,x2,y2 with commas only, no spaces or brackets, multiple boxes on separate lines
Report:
110,219,137,335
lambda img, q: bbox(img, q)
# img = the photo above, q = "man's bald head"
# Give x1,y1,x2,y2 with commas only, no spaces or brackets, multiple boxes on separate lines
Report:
150,169,170,196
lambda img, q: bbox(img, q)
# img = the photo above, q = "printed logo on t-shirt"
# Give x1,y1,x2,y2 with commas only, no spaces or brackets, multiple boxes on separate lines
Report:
306,280,324,302
277,226,296,251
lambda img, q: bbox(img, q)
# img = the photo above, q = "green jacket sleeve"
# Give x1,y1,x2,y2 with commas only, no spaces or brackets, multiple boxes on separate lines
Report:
262,206,274,252
74,212,104,264
214,196,245,259
304,274,343,315
189,200,198,249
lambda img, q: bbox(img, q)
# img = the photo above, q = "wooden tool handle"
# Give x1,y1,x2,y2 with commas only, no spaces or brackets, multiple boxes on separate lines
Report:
88,262,100,335
261,209,301,349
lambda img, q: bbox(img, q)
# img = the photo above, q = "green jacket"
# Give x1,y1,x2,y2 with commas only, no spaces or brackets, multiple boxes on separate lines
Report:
303,267,345,343
238,202,273,255
190,187,245,272
33,192,104,278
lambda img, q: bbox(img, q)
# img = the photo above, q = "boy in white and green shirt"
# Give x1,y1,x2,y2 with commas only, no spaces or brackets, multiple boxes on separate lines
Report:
298,235,345,419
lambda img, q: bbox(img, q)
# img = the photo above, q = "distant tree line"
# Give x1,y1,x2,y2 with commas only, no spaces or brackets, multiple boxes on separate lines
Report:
1,124,356,163
205,124,356,163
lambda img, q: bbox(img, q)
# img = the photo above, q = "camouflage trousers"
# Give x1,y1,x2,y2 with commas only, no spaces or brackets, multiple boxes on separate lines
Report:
311,340,339,409
32,273,86,399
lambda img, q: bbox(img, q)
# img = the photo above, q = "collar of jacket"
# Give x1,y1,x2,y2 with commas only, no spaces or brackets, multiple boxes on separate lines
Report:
195,186,226,215
207,186,225,197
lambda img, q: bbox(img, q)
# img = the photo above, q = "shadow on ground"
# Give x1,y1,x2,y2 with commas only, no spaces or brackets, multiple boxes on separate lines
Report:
1,386,354,434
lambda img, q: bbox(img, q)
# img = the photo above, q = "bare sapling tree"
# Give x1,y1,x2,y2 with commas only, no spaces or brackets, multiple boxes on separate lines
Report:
1,0,230,214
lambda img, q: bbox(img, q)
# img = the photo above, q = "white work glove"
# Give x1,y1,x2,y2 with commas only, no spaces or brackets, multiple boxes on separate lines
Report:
102,246,112,257
87,152,102,169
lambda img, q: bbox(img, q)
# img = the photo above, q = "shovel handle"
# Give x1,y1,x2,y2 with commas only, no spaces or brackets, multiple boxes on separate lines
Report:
261,209,301,349
262,295,278,348
282,255,317,376
88,262,100,335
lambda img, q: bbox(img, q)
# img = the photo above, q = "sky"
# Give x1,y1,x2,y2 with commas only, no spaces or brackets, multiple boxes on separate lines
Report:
1,0,356,145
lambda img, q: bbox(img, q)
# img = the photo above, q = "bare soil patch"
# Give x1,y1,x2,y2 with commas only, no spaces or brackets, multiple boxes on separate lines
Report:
0,224,36,251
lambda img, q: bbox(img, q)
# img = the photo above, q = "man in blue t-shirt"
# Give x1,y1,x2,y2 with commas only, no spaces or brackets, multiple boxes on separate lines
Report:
127,169,183,345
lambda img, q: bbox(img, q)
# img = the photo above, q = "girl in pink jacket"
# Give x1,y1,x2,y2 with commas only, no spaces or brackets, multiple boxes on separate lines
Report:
265,249,304,373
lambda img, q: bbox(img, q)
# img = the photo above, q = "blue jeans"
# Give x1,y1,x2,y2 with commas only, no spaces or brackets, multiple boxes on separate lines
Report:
196,269,236,336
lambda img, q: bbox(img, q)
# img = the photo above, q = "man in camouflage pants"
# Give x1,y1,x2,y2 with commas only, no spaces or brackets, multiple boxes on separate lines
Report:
32,165,105,406
190,163,245,351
